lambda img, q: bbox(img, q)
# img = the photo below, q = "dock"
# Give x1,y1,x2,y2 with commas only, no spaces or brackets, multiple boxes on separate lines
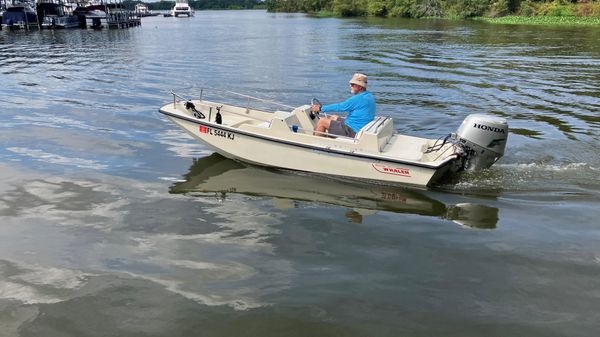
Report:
1,0,142,31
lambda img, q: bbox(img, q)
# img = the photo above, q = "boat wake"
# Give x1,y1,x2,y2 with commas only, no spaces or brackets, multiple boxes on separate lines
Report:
440,160,600,196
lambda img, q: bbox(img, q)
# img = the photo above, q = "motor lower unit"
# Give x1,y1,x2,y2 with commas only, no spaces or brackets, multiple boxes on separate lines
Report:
454,114,509,170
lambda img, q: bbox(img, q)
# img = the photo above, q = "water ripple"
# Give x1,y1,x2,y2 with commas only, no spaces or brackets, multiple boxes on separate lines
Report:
1,12,599,186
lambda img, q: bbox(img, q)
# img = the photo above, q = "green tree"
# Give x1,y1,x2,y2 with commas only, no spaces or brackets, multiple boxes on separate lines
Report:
413,0,444,17
367,0,393,16
387,0,417,17
265,0,600,18
443,0,492,18
333,0,368,16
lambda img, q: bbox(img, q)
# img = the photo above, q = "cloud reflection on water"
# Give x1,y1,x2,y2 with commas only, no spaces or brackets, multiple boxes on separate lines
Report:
0,162,290,313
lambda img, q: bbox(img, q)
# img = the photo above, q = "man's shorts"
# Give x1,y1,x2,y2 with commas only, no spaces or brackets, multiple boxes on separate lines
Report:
329,118,356,138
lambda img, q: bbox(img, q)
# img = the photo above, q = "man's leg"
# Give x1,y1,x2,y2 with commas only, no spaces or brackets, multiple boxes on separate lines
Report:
315,118,331,135
314,115,339,136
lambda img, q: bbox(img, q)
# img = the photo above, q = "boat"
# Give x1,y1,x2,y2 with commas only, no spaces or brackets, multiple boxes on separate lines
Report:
73,1,138,29
73,2,107,28
135,3,156,17
170,153,499,228
171,0,193,17
158,88,509,187
1,0,38,30
84,8,106,29
37,0,79,29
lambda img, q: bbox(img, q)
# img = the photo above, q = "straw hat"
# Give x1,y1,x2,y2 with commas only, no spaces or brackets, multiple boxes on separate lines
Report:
349,73,368,89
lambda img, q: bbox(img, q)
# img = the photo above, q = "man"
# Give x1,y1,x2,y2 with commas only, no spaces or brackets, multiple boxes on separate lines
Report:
312,73,376,138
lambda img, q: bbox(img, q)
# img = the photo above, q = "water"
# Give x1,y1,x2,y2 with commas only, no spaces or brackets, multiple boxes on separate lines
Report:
1,10,600,336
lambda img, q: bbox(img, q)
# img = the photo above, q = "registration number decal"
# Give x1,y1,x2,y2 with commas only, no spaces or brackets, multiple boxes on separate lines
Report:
380,192,408,202
372,163,411,177
199,125,235,140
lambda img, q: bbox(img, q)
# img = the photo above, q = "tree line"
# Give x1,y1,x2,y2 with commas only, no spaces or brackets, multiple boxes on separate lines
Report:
265,0,600,18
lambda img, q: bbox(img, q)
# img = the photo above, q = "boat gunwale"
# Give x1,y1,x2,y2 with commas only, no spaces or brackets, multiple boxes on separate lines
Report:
158,104,458,171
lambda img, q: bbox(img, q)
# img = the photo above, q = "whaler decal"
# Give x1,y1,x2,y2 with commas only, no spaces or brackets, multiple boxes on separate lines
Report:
199,126,235,140
372,163,411,177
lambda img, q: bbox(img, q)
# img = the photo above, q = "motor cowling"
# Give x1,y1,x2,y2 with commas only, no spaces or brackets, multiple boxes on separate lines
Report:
455,114,508,171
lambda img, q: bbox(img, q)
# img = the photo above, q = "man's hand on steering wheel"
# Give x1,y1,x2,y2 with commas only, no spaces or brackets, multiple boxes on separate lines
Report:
310,98,326,119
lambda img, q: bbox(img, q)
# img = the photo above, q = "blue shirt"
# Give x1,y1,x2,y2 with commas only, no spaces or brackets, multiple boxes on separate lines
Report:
320,91,376,132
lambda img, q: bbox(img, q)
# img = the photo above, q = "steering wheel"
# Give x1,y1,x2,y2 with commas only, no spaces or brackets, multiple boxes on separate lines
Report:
310,98,326,120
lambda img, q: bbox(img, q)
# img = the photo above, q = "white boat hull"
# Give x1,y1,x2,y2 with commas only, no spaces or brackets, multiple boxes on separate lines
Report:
167,115,451,186
172,10,193,17
159,99,460,187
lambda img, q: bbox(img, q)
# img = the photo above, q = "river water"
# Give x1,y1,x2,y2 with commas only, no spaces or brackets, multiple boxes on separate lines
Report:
1,10,599,337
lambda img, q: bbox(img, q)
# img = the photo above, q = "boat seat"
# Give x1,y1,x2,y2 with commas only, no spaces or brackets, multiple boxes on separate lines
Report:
357,116,394,136
355,116,395,152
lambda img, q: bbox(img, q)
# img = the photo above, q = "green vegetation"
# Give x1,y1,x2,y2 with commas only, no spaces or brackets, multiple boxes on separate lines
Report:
314,10,338,17
479,14,600,25
265,0,600,23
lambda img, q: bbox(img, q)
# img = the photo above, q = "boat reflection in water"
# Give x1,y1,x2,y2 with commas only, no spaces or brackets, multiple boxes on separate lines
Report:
170,154,499,229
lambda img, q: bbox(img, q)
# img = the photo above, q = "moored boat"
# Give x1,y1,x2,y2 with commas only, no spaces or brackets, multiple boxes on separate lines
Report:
171,0,193,17
159,89,509,187
135,3,156,17
37,0,79,29
73,2,107,28
72,0,139,29
1,0,38,30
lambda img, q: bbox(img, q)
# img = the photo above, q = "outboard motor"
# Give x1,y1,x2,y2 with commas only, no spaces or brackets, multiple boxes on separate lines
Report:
455,114,508,170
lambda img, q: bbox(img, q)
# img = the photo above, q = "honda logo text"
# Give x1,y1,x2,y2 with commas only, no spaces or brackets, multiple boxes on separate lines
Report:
473,123,505,133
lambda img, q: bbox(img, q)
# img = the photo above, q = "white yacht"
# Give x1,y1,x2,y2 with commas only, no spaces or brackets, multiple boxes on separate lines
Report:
171,0,193,17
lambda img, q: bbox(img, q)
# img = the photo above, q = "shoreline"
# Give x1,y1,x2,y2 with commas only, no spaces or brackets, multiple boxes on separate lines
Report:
307,10,600,26
476,15,600,26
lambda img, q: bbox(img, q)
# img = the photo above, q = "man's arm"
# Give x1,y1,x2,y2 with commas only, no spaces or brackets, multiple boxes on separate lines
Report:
321,96,358,113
